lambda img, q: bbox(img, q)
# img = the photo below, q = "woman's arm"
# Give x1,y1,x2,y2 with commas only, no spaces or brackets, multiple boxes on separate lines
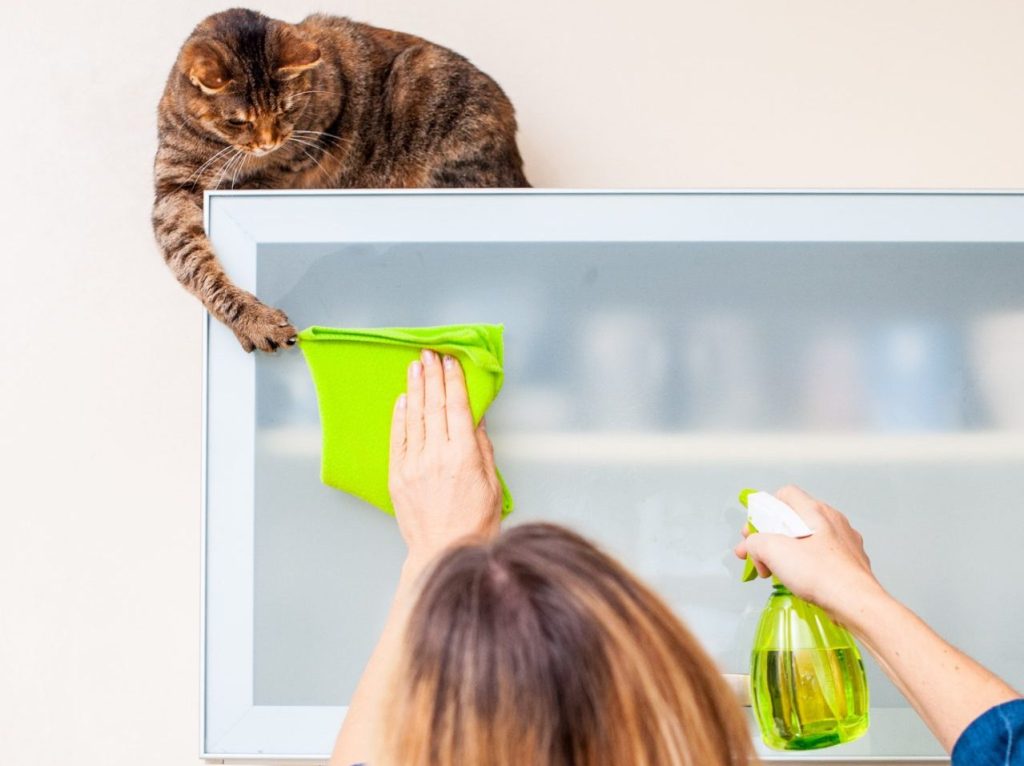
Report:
847,588,1020,753
328,558,423,766
329,350,503,766
735,486,1021,753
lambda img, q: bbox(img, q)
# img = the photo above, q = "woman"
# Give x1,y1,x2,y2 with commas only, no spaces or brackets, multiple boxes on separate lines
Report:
330,350,754,765
332,350,1023,765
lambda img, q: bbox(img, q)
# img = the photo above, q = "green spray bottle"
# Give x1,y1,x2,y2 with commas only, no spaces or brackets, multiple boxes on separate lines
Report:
740,489,870,750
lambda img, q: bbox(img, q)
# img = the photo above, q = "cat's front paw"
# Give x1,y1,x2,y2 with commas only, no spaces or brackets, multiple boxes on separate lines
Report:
231,302,298,353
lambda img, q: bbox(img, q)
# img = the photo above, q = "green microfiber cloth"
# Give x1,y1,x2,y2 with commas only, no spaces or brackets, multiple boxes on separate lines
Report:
297,324,513,516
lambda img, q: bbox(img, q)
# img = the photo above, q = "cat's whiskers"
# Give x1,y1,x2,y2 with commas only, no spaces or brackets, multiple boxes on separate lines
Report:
288,136,342,168
230,151,251,189
214,151,238,190
291,90,342,99
229,151,250,187
286,136,335,183
209,150,235,191
288,133,337,152
292,129,350,149
177,145,235,192
213,149,244,190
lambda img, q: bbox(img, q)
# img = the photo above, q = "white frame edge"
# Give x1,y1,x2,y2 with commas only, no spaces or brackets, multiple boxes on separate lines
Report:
198,189,1024,761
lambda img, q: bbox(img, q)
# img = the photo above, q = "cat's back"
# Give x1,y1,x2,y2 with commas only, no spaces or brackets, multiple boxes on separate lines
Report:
297,13,474,72
298,14,419,57
296,12,524,188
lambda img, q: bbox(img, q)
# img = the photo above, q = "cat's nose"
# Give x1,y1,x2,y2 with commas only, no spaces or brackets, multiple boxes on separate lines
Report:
251,142,279,156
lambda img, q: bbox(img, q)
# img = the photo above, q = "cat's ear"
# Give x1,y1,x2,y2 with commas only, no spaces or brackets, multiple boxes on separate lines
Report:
180,39,234,95
273,27,321,81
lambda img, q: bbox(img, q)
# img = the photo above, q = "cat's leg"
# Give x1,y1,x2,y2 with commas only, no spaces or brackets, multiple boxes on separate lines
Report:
427,133,531,188
422,86,530,188
151,187,297,351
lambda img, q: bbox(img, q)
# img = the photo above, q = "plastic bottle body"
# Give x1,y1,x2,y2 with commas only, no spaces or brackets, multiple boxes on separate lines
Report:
750,584,870,750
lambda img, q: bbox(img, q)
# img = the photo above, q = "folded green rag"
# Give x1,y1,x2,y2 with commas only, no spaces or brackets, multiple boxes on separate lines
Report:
297,324,513,517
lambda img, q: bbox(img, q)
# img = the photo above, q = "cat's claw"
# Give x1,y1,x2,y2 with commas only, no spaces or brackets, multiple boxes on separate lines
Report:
231,302,298,353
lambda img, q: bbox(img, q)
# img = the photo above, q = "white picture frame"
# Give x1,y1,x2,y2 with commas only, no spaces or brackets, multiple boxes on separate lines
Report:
202,190,1024,761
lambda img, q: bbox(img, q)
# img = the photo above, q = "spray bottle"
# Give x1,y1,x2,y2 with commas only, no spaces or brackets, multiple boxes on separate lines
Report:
740,489,870,750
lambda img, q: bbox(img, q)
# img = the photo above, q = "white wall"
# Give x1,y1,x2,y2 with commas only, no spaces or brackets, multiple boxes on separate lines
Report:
2,1,1021,764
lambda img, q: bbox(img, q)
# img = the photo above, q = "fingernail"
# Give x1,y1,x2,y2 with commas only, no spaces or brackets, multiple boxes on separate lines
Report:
421,349,435,365
410,361,422,379
397,393,406,409
443,354,454,369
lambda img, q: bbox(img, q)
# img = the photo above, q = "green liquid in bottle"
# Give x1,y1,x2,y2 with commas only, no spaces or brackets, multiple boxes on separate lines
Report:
750,585,870,750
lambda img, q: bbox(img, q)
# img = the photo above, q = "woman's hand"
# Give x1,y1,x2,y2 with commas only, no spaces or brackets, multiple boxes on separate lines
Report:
388,349,503,571
735,485,1023,754
733,485,886,623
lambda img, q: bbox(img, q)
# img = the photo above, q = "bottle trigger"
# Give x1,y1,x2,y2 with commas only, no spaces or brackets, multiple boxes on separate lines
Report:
739,489,814,582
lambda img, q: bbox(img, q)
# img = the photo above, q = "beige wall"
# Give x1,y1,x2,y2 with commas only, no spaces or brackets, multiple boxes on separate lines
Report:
1,1,1018,763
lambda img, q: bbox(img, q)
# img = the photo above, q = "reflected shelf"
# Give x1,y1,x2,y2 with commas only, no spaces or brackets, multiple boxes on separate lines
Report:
262,427,1024,465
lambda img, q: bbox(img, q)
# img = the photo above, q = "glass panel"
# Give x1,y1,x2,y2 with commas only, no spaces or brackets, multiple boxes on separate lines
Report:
253,241,1024,757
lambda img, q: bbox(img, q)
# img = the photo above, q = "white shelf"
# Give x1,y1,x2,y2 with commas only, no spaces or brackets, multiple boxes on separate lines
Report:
500,431,1024,464
262,427,1024,465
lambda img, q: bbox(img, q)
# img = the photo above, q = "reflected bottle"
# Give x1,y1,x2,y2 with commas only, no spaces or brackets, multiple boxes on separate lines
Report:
750,583,870,750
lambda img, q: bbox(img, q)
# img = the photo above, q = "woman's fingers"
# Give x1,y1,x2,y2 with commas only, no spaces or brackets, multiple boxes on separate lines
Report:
734,535,772,578
775,484,827,528
405,359,425,453
442,354,475,442
389,393,407,468
476,418,497,476
421,350,448,442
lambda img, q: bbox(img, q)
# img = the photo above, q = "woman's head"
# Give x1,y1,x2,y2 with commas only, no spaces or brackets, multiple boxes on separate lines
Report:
384,523,755,766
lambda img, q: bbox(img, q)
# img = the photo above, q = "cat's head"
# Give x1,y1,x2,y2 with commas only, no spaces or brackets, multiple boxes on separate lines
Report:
176,9,322,155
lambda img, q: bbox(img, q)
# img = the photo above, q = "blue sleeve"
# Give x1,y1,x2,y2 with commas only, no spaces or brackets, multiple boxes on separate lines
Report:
952,699,1024,766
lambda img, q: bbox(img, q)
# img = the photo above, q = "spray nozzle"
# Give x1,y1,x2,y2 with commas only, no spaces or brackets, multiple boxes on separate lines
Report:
739,488,815,582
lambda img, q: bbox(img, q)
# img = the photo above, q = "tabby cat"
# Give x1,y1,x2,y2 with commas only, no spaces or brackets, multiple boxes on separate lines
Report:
153,8,528,351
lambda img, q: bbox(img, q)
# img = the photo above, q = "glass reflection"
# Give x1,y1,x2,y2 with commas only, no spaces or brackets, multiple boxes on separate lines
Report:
251,241,1024,721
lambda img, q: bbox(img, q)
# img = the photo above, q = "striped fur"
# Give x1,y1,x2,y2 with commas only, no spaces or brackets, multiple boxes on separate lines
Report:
153,9,528,351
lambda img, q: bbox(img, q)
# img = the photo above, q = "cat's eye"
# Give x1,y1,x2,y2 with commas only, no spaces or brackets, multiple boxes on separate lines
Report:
226,118,251,128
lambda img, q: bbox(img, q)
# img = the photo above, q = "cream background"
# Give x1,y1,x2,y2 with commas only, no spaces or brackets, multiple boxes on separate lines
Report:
2,0,1020,763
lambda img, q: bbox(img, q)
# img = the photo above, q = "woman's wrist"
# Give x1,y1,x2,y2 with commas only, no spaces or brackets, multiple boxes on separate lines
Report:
400,552,436,585
830,581,901,639
402,523,502,580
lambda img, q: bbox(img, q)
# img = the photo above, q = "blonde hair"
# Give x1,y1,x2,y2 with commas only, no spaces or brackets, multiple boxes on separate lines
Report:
382,523,756,766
